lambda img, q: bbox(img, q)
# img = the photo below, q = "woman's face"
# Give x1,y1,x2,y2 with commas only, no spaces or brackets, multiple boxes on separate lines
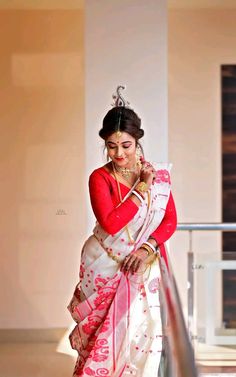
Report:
106,131,137,168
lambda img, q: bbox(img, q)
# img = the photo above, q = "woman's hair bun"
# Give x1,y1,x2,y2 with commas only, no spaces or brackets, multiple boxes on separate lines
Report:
99,106,144,141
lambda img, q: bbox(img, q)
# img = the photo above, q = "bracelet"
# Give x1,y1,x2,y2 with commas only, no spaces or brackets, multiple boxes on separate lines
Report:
133,188,145,200
140,243,153,256
143,241,157,254
132,190,144,203
148,236,159,250
134,190,145,200
135,181,149,193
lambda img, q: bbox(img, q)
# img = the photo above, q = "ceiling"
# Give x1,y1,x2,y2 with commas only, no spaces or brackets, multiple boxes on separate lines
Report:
0,0,83,9
169,0,236,8
0,0,235,10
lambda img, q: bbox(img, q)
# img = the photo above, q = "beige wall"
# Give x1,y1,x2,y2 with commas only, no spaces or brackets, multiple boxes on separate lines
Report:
0,1,169,332
0,9,85,328
85,0,168,231
169,9,236,330
4,3,232,334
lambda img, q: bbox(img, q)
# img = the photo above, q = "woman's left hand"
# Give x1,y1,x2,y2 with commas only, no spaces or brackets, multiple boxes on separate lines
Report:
121,248,156,274
139,158,157,186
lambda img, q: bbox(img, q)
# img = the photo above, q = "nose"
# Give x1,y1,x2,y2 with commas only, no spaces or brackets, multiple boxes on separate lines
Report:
116,146,123,157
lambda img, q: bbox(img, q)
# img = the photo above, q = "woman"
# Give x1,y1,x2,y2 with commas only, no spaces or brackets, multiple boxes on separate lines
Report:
68,86,177,377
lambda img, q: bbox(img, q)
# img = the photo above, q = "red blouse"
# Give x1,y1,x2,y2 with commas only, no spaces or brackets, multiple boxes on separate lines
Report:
89,167,177,246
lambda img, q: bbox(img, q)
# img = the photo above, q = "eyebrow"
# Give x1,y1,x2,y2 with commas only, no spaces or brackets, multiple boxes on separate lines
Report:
107,141,133,145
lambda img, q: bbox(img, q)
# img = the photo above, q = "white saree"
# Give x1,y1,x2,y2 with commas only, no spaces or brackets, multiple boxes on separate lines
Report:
68,164,172,377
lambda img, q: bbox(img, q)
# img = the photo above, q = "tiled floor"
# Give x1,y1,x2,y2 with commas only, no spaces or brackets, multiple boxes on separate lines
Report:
0,342,76,377
0,335,236,377
0,328,77,377
196,342,236,376
199,366,236,375
200,375,236,377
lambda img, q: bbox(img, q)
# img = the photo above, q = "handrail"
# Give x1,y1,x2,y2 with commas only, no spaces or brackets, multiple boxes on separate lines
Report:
158,246,199,377
157,223,236,376
175,222,236,346
177,222,236,231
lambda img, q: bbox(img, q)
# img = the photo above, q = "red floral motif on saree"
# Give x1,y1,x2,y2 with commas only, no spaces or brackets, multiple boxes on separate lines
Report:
80,264,85,279
91,338,109,362
94,289,114,310
81,277,117,336
73,353,87,376
155,169,171,184
139,284,146,298
99,316,110,333
84,367,110,376
94,277,108,289
82,315,104,335
148,278,160,293
93,275,119,310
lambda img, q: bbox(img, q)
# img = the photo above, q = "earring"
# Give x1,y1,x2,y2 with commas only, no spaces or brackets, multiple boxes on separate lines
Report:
136,145,142,168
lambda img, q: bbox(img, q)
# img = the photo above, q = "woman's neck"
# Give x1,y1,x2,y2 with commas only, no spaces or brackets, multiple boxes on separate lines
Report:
112,161,140,185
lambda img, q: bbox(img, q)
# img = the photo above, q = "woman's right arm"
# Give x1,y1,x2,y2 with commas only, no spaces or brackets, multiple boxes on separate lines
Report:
89,170,140,235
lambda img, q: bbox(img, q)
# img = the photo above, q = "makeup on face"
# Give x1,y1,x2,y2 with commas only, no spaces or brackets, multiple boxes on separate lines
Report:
107,140,133,150
106,132,136,168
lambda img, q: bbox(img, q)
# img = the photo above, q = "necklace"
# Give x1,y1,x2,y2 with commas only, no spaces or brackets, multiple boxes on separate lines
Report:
112,162,139,188
112,163,138,244
113,162,138,179
112,162,151,247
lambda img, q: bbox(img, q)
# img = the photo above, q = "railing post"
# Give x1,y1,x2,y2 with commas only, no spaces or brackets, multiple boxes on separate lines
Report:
177,222,236,348
159,246,199,377
187,230,194,344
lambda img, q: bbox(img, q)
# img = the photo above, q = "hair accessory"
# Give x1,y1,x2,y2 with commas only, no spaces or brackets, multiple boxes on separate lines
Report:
116,108,122,138
111,85,130,138
112,85,130,108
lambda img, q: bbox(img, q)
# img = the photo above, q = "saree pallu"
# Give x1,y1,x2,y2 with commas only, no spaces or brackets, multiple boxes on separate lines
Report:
68,165,171,377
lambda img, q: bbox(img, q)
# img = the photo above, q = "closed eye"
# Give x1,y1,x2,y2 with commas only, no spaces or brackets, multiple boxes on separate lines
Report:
106,141,133,149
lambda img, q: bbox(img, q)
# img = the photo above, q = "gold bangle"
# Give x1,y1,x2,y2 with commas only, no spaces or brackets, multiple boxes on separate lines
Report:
135,181,149,193
140,244,153,256
144,241,157,254
148,236,158,250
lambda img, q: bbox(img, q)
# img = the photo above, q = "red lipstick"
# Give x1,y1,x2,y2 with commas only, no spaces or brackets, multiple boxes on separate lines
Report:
115,157,124,161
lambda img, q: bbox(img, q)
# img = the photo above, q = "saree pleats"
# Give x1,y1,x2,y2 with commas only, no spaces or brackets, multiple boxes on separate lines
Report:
68,164,172,376
68,237,163,377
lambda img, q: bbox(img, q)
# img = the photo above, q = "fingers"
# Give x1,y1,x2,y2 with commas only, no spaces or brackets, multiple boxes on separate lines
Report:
133,258,142,273
140,163,156,186
141,161,156,174
121,253,146,274
142,162,151,170
120,255,132,272
121,254,137,273
140,158,152,170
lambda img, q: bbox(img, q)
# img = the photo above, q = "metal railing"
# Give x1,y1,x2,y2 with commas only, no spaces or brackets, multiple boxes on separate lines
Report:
158,246,199,377
177,222,236,342
158,223,236,376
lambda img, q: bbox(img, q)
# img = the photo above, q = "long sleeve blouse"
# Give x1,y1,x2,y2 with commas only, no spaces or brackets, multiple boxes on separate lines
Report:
89,167,177,245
